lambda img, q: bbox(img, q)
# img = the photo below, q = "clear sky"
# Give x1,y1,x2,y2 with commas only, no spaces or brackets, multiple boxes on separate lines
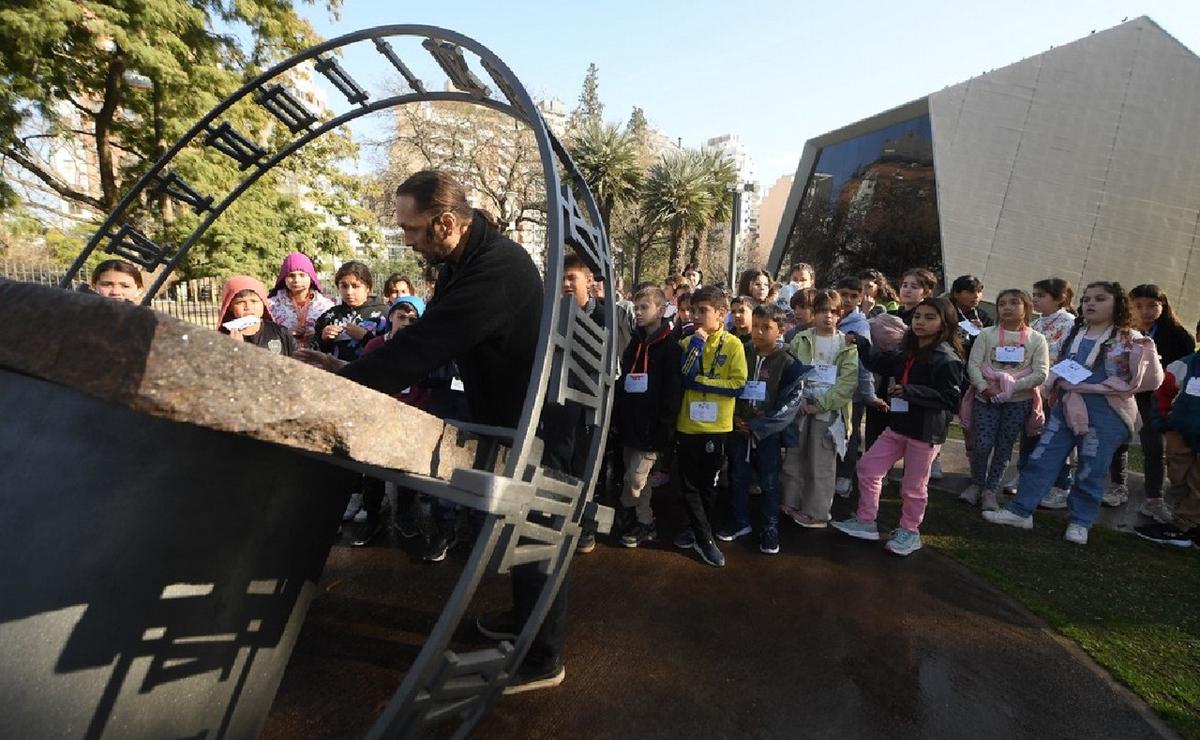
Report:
297,0,1200,185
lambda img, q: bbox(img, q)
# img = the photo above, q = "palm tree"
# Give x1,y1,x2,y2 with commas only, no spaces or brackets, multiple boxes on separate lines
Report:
687,146,739,269
641,149,715,276
567,121,641,235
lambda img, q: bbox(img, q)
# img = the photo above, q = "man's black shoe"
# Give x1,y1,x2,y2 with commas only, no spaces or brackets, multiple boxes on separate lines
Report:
1134,522,1197,549
502,663,565,695
476,610,520,641
693,537,726,567
421,532,455,562
351,514,384,547
576,531,596,553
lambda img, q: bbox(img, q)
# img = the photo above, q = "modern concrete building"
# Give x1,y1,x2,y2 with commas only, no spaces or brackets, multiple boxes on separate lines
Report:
769,16,1200,322
706,133,761,271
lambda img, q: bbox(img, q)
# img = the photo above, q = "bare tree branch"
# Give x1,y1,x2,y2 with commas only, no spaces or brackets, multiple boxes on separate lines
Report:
1,145,105,211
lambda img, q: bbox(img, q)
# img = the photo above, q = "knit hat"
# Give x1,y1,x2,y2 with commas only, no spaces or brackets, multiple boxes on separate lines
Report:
273,252,323,295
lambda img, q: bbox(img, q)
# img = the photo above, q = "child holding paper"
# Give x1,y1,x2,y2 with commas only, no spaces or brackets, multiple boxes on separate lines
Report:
984,282,1164,545
833,297,965,556
217,276,296,357
780,290,859,529
720,303,807,554
959,289,1048,511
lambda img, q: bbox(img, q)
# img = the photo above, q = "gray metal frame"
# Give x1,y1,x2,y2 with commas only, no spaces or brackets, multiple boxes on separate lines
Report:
60,25,616,738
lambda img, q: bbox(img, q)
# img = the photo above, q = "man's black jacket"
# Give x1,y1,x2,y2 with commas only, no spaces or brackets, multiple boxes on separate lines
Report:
340,211,543,428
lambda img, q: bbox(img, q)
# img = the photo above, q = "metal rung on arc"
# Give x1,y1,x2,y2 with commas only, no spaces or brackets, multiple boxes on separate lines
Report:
422,39,491,98
561,184,605,276
314,55,369,105
203,123,266,171
104,225,172,269
152,171,213,214
372,38,426,93
254,84,318,133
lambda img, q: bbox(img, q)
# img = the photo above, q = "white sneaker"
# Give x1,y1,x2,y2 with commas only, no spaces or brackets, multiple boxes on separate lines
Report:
929,457,944,481
1102,484,1129,507
342,492,363,522
982,508,1033,529
835,477,852,497
1001,471,1019,495
1138,498,1173,524
1064,523,1089,545
1039,487,1069,510
958,484,981,506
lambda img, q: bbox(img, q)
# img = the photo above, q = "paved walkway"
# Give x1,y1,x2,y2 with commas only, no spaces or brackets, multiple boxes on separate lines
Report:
264,481,1172,739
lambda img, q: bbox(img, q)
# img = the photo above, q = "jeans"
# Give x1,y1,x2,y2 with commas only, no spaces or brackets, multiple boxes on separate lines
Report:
677,432,726,542
856,429,940,532
836,401,866,480
1018,433,1072,489
728,432,782,531
1008,404,1130,528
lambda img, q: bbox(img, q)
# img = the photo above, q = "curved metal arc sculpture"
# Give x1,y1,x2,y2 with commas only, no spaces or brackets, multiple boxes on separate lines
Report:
60,25,616,738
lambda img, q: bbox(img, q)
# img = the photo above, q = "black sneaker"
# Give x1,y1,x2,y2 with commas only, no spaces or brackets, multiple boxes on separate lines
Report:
421,532,455,562
760,527,780,555
620,521,657,548
502,663,565,695
576,531,596,553
395,514,422,539
476,610,520,641
693,537,726,567
351,513,384,547
1134,522,1197,549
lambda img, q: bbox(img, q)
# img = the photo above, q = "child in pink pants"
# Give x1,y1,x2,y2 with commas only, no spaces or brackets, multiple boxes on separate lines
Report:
833,297,966,556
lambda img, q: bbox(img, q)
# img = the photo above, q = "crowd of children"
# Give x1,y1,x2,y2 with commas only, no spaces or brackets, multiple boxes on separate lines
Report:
88,250,1200,561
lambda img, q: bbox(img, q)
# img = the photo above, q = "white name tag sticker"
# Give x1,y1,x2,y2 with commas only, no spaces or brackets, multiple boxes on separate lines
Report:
689,401,719,423
890,397,910,413
450,377,465,392
958,319,982,337
740,380,767,401
1186,378,1200,397
810,364,838,384
624,372,649,393
1052,359,1092,385
995,345,1025,363
222,315,261,331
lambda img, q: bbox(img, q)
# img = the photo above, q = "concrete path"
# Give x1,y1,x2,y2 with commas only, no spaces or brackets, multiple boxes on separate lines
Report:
263,489,1173,740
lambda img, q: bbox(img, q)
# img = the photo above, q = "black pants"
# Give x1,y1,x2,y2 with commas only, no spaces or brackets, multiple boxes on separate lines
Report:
512,562,568,673
1110,391,1165,499
676,432,726,542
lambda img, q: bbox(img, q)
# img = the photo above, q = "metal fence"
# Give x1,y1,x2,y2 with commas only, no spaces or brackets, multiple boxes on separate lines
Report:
1,261,222,329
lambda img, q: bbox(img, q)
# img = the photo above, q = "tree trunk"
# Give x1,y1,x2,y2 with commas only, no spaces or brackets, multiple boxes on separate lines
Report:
667,227,684,276
94,50,127,212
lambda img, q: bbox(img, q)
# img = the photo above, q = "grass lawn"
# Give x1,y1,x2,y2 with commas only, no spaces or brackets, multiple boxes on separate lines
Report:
905,493,1200,738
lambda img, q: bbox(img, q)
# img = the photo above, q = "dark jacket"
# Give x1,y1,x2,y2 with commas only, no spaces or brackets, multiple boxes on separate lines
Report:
860,340,965,444
247,320,296,357
1150,321,1197,367
613,320,683,452
314,299,387,360
339,211,543,428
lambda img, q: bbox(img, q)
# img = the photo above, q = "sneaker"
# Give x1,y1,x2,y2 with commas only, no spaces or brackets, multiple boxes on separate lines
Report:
620,521,657,548
1064,523,1089,545
342,492,363,522
503,663,565,695
421,532,455,562
831,517,881,541
673,529,697,549
647,471,671,488
958,484,981,506
1102,484,1129,507
351,513,384,546
692,537,726,567
715,524,752,542
395,514,422,539
885,528,923,556
476,610,520,641
1134,522,1196,549
835,477,853,498
980,489,999,512
982,508,1033,530
1138,498,1173,524
929,457,944,480
759,527,780,554
1001,472,1019,496
781,505,806,527
576,531,596,553
792,512,829,529
1039,487,1069,510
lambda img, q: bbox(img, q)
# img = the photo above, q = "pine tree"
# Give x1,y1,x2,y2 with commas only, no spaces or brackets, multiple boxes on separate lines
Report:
568,63,603,132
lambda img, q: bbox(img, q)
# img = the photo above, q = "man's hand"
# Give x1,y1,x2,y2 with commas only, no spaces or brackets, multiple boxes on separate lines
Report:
295,348,347,373
868,398,890,412
693,326,708,341
888,384,906,398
